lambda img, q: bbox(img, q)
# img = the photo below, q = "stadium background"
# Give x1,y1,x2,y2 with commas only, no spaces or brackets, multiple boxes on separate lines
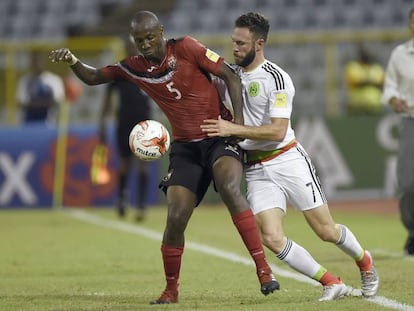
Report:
0,0,411,208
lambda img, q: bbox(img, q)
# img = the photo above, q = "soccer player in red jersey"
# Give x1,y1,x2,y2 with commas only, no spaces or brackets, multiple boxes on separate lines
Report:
49,10,279,304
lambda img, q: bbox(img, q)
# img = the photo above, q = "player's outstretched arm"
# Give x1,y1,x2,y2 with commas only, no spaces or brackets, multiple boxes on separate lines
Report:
49,48,112,86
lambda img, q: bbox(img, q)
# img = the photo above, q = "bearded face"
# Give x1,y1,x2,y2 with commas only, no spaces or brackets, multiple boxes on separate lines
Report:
235,47,256,68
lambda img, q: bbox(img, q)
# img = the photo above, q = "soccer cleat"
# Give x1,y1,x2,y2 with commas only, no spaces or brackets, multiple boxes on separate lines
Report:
257,268,280,295
318,283,353,301
360,251,379,297
150,289,178,304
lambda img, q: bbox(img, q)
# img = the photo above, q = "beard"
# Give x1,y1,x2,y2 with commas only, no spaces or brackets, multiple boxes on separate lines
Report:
235,48,256,68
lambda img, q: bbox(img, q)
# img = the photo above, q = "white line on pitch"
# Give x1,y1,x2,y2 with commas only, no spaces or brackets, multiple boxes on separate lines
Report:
66,209,414,311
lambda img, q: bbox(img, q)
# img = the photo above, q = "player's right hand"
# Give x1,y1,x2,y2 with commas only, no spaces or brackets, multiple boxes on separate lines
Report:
49,48,76,65
390,97,408,113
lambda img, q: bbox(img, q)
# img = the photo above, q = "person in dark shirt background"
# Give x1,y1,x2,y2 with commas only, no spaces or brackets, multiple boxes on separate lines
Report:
99,36,152,221
17,50,65,124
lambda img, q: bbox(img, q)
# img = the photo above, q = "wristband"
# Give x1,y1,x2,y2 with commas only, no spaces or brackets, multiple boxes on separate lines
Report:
68,55,78,66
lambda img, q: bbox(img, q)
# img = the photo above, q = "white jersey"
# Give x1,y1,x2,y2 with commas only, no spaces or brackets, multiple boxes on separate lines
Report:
225,61,326,214
235,60,296,151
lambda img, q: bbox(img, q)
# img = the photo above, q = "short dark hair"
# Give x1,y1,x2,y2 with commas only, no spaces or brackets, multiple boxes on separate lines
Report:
234,12,270,42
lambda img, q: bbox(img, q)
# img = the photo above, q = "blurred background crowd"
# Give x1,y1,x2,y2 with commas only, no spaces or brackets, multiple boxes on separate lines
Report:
0,0,412,124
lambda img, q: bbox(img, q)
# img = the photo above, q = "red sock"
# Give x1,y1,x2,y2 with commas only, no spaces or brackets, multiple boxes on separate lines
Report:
356,251,372,271
161,244,184,292
320,272,342,286
232,209,268,270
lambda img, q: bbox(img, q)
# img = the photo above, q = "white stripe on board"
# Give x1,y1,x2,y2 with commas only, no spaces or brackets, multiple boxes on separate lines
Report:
67,209,414,311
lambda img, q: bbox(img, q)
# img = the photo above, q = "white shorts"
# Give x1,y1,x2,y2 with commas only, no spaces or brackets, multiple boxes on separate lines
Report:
245,142,327,215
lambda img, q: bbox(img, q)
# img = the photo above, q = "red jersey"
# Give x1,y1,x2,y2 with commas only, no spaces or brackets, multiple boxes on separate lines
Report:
101,36,229,141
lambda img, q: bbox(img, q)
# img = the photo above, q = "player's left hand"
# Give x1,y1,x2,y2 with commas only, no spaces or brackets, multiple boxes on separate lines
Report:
201,116,234,137
49,48,78,65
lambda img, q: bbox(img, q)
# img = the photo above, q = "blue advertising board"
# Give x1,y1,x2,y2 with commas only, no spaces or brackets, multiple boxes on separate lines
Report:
0,124,161,208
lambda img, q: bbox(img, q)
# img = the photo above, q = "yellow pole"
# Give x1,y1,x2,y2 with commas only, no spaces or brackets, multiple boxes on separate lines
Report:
52,100,70,209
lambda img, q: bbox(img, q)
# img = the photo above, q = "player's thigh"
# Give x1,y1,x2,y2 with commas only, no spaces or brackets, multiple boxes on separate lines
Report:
160,143,210,205
245,165,288,215
212,155,243,187
209,139,244,184
269,157,326,211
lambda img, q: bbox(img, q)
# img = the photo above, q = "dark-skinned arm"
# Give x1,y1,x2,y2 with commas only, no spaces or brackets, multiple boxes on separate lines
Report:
49,48,112,85
216,62,244,125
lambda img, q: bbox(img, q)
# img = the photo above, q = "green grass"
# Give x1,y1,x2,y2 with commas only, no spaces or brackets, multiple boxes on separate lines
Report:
0,204,413,311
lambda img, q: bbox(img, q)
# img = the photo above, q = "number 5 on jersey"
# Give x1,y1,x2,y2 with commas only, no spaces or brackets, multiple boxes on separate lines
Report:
166,82,181,99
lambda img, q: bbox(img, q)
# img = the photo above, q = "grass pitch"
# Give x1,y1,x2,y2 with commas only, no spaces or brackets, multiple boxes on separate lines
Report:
0,203,413,311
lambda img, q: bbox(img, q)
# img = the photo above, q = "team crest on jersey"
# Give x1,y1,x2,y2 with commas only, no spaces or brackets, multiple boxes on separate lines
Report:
248,82,260,97
167,56,177,69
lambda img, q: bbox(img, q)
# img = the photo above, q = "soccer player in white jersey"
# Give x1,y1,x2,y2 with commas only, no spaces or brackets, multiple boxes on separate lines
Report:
201,12,379,301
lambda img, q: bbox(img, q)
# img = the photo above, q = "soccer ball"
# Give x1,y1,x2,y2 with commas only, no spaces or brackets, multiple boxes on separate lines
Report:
129,120,171,161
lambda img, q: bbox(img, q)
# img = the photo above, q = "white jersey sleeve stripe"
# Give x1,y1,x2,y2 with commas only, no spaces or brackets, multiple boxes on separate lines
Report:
263,62,285,90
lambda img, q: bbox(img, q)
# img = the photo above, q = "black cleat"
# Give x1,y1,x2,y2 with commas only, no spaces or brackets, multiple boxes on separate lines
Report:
261,279,280,295
258,268,280,295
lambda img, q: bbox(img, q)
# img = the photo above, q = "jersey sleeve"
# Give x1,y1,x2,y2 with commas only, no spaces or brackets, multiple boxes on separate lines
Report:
180,36,225,75
268,73,294,119
100,62,125,80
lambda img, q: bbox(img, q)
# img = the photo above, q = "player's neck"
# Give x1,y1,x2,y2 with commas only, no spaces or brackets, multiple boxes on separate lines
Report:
243,55,265,72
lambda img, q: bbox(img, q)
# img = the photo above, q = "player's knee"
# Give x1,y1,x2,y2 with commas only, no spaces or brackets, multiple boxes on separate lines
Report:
217,179,241,197
166,208,191,232
262,232,285,253
316,225,338,242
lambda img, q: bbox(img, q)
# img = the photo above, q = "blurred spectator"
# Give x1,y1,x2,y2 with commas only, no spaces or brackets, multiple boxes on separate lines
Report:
98,36,153,221
382,8,414,256
16,51,65,124
344,44,385,115
63,72,83,104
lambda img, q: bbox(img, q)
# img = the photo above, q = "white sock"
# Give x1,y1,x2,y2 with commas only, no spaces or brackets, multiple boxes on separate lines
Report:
336,224,364,259
276,239,323,279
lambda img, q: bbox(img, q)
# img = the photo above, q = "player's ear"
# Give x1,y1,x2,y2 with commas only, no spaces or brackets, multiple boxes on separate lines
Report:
256,38,265,51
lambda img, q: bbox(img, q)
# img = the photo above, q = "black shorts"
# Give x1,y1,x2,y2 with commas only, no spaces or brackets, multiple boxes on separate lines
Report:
159,137,243,206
